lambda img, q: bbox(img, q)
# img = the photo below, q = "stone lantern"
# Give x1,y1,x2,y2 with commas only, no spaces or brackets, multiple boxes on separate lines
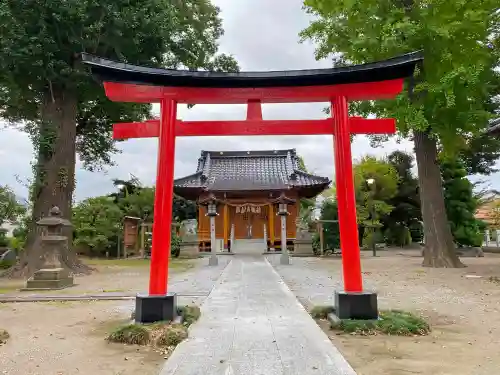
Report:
24,206,74,290
273,194,296,265
200,195,219,266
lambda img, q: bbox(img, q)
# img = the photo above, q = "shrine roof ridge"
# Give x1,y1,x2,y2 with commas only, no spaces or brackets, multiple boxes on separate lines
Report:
81,51,423,89
198,149,298,158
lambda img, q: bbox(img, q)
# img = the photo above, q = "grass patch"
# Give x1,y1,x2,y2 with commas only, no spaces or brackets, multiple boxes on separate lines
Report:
108,324,150,345
310,305,335,320
0,284,23,294
0,328,9,344
116,305,200,350
331,310,430,336
156,324,188,347
83,258,194,272
488,276,500,284
84,258,151,267
178,305,201,327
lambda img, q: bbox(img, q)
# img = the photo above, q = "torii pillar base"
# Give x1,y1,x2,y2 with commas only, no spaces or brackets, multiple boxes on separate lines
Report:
135,293,178,324
334,291,378,320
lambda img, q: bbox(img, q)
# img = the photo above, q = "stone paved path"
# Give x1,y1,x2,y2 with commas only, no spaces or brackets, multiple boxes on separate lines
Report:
159,256,356,375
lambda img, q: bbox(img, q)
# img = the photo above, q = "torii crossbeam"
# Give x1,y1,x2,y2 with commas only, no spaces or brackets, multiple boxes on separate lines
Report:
82,51,422,323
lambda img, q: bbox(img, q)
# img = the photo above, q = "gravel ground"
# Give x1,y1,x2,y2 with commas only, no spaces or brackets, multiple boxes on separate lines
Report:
271,251,500,375
0,257,230,375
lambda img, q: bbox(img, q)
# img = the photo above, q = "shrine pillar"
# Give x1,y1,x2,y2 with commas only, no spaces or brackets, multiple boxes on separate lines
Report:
331,97,377,319
136,98,178,324
223,204,229,250
268,204,275,249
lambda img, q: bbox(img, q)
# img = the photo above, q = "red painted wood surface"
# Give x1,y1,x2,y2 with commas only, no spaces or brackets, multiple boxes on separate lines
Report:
103,78,404,104
332,97,363,293
148,99,177,295
112,118,396,139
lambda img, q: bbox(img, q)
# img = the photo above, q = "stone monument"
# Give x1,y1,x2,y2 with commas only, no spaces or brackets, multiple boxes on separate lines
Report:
293,211,314,257
24,206,74,290
178,219,199,259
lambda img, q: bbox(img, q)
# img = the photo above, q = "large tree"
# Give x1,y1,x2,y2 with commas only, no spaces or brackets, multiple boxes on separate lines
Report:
0,0,237,276
302,0,499,267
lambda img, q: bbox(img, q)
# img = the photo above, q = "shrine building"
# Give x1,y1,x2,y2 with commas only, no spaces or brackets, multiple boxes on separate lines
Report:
173,149,330,252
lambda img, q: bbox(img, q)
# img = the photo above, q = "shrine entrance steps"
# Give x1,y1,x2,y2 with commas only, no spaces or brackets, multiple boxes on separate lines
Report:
231,239,266,255
159,256,355,375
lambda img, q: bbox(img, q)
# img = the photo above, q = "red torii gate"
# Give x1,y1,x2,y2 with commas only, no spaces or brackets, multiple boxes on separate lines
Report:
82,52,422,323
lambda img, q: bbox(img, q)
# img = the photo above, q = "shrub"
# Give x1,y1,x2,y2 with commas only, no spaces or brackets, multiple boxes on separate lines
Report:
0,329,9,344
178,305,201,327
156,324,188,347
310,305,335,319
171,232,181,258
107,324,150,345
332,310,430,336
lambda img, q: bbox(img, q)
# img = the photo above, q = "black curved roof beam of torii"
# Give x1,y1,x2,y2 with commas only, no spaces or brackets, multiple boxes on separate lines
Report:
81,51,423,104
81,51,422,88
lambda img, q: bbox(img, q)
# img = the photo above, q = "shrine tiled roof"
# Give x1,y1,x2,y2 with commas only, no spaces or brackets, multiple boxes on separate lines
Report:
174,149,330,199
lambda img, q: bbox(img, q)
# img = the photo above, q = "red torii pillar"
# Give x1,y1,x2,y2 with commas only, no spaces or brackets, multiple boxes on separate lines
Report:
113,100,396,298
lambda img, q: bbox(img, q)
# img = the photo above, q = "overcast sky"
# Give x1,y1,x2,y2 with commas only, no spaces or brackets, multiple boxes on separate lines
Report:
0,0,496,201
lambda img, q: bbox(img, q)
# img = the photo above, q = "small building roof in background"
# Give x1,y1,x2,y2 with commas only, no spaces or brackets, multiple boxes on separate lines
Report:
174,149,330,200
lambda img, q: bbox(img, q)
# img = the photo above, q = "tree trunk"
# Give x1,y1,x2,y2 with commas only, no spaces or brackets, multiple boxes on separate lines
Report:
4,88,92,278
414,130,465,268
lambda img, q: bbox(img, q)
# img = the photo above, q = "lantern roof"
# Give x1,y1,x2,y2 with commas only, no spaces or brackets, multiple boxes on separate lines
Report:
36,206,72,227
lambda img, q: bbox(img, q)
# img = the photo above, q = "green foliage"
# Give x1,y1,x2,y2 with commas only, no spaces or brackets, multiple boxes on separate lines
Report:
0,186,25,227
72,178,196,257
156,324,188,347
332,310,430,336
353,156,399,224
0,328,9,344
353,156,399,247
0,229,8,248
441,158,485,247
310,305,335,319
0,0,238,168
107,324,150,345
302,0,499,264
73,196,123,256
172,195,197,223
171,232,182,258
319,199,340,250
178,305,201,327
383,151,422,246
302,0,499,145
118,187,155,221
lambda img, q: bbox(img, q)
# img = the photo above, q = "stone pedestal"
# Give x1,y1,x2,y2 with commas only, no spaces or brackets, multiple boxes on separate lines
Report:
135,293,177,323
178,235,200,259
334,291,378,320
24,268,74,290
293,230,314,257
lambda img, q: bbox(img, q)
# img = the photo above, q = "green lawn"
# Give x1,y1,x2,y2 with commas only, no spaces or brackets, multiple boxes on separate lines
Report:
83,258,194,272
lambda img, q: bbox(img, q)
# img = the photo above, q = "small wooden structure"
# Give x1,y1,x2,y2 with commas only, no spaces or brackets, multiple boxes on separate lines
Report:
123,216,141,257
174,149,330,251
316,219,340,256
